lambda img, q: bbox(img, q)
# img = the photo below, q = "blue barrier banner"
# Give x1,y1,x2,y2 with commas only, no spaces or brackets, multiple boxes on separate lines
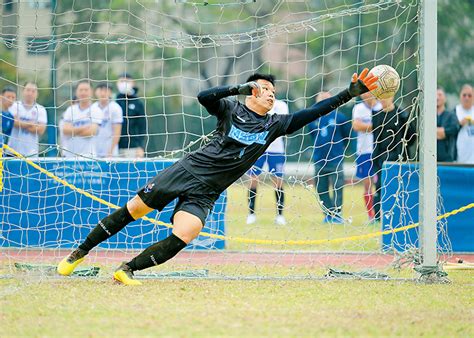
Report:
0,158,226,250
381,162,474,253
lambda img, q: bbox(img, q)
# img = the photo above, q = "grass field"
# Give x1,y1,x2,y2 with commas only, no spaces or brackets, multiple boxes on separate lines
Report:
1,271,472,337
226,181,379,251
1,182,472,337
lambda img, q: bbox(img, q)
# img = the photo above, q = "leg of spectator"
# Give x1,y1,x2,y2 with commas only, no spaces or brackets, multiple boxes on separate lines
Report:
315,166,333,217
333,166,344,216
363,177,375,220
373,173,382,221
248,175,258,214
272,175,284,216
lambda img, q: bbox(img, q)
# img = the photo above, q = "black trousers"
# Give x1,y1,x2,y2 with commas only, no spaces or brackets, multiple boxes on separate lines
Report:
314,164,344,216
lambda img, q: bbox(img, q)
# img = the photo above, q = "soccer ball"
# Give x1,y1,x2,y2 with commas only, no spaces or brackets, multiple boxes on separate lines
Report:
369,65,400,99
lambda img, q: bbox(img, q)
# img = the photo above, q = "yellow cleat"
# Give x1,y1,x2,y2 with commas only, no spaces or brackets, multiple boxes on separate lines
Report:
57,249,87,276
113,263,142,286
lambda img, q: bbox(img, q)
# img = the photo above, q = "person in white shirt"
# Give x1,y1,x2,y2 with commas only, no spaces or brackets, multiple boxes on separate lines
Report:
60,80,104,158
247,99,289,226
93,83,123,158
352,92,382,222
8,82,47,157
455,84,474,164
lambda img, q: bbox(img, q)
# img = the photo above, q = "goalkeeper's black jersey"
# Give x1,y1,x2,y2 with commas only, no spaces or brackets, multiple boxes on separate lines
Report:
179,84,353,192
180,99,292,192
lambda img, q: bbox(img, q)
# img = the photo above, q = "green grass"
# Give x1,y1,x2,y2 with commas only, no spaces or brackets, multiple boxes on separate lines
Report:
0,271,472,337
225,182,381,251
1,182,471,337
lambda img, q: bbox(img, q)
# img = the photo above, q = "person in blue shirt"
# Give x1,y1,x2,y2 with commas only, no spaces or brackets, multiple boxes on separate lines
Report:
1,87,16,145
308,91,352,223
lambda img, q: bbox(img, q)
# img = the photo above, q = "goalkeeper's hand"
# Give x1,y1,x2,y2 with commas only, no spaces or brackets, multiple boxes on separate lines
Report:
237,81,262,97
348,68,378,97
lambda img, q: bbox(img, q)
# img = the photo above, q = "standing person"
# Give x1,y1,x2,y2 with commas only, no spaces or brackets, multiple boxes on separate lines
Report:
247,98,289,226
352,92,382,222
371,96,416,221
1,87,16,144
60,80,103,158
455,84,474,164
309,91,352,223
436,88,459,162
116,73,146,158
8,82,47,157
57,69,378,285
93,83,123,158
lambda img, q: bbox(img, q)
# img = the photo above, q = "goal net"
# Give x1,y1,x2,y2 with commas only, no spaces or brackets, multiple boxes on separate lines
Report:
0,0,452,281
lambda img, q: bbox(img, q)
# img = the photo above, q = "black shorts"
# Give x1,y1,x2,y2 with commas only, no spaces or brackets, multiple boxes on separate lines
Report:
137,161,221,225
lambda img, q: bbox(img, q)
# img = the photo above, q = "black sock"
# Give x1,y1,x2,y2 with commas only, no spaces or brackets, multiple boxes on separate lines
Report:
248,187,257,214
79,206,135,252
275,188,284,215
126,233,187,271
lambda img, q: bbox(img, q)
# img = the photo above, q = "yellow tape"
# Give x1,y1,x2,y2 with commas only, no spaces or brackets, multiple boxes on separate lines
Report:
0,144,3,192
3,144,474,246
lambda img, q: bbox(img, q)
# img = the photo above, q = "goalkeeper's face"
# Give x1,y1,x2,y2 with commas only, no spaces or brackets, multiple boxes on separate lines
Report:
250,79,275,113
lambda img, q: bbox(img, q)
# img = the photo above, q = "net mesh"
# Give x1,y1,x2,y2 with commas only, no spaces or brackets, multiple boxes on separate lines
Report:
0,0,452,280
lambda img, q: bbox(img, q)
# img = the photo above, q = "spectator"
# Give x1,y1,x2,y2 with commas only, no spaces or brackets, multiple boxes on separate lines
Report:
60,80,103,158
436,88,459,162
352,92,382,222
247,99,289,226
8,82,47,157
116,73,146,158
309,91,351,223
1,87,16,144
371,96,416,221
455,84,474,163
93,83,123,158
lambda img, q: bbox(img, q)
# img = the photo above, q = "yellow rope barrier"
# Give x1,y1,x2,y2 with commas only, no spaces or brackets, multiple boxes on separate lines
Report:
0,144,3,193
3,144,473,245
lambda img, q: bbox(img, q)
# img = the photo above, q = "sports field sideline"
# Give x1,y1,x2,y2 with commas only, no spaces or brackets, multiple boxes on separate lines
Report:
1,183,473,336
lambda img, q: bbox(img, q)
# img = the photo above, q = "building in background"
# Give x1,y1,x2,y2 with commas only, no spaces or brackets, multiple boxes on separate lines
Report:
1,1,53,82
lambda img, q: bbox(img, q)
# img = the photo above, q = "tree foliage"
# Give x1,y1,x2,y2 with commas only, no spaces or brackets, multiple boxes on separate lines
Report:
3,0,471,156
438,0,474,96
0,44,17,91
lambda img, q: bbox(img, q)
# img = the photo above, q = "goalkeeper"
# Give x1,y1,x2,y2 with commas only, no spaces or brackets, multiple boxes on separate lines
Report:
57,69,378,285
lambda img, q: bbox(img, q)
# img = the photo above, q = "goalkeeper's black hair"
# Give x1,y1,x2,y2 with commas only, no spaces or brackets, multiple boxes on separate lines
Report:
246,73,276,86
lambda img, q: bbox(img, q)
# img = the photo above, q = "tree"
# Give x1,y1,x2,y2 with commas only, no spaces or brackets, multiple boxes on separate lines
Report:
0,44,18,91
45,0,473,158
438,0,474,96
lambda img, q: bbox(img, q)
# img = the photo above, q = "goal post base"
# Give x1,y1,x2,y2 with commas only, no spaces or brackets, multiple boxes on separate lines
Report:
414,265,450,284
14,262,100,277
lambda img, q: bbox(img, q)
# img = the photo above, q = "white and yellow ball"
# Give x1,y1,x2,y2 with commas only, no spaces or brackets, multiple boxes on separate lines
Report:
369,65,400,99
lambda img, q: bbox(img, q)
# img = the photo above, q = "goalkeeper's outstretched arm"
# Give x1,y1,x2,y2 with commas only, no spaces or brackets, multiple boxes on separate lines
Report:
197,82,261,116
285,68,378,134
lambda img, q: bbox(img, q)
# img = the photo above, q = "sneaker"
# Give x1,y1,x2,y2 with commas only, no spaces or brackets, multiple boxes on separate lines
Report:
57,248,87,276
330,215,344,224
246,213,257,225
275,215,286,225
322,215,332,223
113,262,142,286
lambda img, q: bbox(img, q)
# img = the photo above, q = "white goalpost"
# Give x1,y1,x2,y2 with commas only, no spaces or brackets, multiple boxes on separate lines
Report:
418,0,447,282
